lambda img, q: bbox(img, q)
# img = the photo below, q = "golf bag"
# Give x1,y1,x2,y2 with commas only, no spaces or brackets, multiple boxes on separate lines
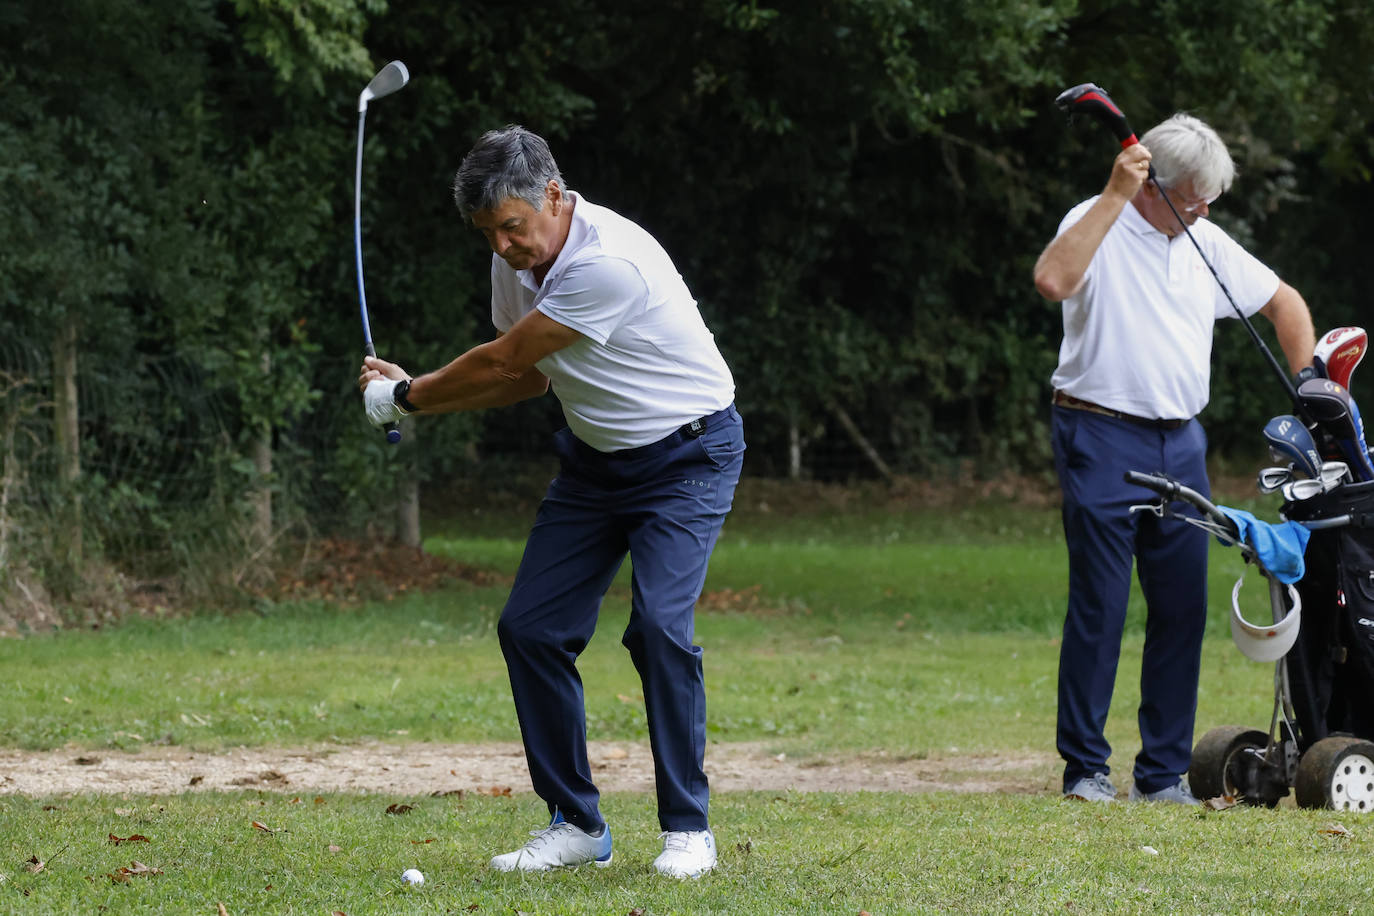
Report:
1281,480,1374,750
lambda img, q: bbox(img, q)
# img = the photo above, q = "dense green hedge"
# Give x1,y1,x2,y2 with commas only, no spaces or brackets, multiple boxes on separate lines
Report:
3,0,1373,606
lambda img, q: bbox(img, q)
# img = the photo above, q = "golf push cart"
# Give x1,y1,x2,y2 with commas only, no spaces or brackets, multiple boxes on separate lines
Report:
1125,469,1374,811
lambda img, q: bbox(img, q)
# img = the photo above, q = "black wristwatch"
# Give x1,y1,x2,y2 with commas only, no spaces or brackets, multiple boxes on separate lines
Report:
393,378,420,413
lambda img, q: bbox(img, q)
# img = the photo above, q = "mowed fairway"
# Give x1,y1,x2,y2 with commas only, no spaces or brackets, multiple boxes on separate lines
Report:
1,483,1369,913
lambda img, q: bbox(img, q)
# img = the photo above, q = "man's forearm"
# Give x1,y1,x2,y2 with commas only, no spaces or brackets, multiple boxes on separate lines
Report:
421,368,549,412
1261,282,1316,374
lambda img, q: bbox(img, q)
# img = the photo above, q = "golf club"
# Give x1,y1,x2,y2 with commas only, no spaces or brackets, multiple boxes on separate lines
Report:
1282,477,1328,502
1055,83,1314,427
1261,414,1323,479
1256,466,1294,494
1313,326,1367,391
354,60,411,444
1296,378,1374,481
1320,460,1352,487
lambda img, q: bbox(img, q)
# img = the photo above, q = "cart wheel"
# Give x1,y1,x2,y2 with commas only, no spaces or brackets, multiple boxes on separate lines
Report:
1294,737,1374,811
1190,726,1269,802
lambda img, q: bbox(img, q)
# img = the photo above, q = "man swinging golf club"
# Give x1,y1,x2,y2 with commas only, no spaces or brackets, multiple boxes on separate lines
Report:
359,125,743,876
1034,110,1315,804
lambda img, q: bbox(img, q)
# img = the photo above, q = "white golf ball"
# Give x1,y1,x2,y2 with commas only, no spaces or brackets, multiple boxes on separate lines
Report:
401,868,424,886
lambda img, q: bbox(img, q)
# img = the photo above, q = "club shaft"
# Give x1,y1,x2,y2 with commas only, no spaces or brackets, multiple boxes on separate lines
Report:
354,108,400,444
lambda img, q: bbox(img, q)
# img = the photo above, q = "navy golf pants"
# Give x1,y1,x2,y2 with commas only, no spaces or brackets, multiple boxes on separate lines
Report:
497,406,744,833
1052,407,1210,794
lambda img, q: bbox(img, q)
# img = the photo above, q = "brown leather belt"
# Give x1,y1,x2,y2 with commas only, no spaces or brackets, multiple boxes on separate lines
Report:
1052,390,1189,431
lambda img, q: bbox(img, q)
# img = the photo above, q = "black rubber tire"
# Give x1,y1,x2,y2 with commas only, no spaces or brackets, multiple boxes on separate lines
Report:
1294,736,1374,811
1189,726,1269,802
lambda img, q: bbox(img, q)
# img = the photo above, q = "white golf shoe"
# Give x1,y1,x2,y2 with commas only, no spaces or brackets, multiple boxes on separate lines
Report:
653,829,717,878
489,813,613,872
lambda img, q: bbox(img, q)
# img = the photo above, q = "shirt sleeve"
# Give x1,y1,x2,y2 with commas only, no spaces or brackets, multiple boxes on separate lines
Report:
1204,223,1280,320
536,255,648,345
490,256,520,334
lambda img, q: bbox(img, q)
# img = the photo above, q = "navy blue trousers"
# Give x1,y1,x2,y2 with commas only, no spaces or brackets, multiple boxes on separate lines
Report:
1052,407,1210,794
497,406,744,833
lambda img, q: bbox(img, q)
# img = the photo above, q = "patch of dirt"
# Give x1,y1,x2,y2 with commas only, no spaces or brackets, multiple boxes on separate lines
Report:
0,741,1058,798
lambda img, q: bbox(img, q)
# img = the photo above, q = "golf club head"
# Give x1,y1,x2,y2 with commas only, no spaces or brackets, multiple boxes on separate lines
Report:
1313,326,1367,391
359,60,410,112
1261,414,1323,479
1320,460,1351,487
1256,466,1293,494
1054,83,1138,147
1296,377,1374,481
1282,477,1327,502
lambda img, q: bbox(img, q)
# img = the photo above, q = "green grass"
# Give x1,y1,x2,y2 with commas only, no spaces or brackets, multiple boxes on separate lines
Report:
3,790,1370,914
0,486,1349,914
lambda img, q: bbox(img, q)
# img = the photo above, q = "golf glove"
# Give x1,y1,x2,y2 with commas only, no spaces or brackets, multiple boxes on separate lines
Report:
364,378,411,427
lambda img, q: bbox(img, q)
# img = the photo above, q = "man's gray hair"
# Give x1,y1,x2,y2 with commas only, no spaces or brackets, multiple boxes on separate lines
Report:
1140,113,1235,199
453,125,564,219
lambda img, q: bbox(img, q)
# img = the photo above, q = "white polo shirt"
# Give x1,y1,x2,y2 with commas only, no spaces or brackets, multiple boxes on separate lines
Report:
490,191,735,451
1049,195,1279,420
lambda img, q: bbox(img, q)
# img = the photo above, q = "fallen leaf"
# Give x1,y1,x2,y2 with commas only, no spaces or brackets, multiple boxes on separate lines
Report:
484,786,512,797
1203,794,1238,810
114,808,135,816
73,756,100,766
1140,846,1159,856
188,775,204,786
108,861,162,882
604,747,629,760
217,904,228,916
315,797,326,805
25,856,43,874
411,838,436,845
251,821,278,834
108,834,150,845
1320,823,1353,837
466,905,479,913
328,845,342,853
385,803,415,815
332,911,348,916
41,805,59,812
629,909,646,916
431,789,465,798
289,797,302,805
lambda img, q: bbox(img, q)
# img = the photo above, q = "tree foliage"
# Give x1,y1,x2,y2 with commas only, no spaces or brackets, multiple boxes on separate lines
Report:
4,0,1374,606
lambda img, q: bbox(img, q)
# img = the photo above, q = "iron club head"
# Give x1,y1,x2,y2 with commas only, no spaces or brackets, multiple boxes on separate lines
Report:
359,61,410,113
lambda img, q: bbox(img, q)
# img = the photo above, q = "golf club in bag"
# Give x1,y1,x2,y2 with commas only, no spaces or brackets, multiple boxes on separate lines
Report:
1054,83,1315,429
354,60,411,444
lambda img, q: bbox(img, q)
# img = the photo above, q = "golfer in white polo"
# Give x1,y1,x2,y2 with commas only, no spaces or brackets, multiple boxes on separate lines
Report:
361,125,743,877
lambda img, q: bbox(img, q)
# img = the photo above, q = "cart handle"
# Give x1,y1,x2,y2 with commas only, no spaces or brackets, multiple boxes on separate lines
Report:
1123,470,1241,541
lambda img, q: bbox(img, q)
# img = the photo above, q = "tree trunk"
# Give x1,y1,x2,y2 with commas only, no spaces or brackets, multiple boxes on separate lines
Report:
250,352,272,551
825,398,894,482
52,316,82,568
396,420,421,548
788,417,802,480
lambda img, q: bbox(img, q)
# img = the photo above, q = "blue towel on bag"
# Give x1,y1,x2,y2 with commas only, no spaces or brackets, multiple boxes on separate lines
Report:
1216,506,1312,584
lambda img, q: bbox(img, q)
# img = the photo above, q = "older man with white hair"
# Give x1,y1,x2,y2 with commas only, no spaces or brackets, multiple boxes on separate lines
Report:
1033,113,1315,805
